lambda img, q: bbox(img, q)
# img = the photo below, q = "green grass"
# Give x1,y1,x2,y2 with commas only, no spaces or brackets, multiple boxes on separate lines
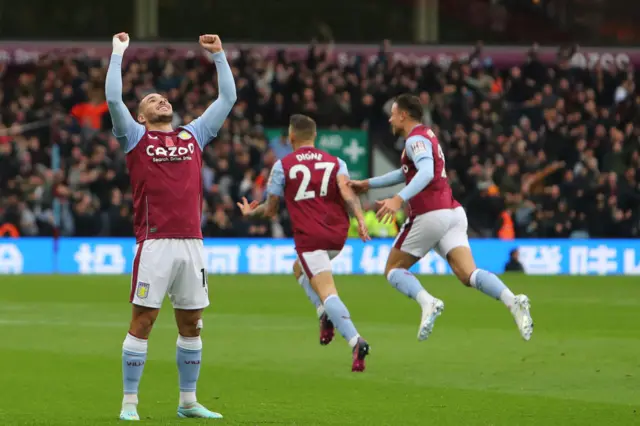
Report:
0,274,639,425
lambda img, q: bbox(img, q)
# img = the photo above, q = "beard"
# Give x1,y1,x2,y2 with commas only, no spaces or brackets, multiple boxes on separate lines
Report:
148,111,173,124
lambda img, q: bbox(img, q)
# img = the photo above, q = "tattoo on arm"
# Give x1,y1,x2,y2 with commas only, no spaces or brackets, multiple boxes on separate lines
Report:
344,195,365,220
337,176,364,220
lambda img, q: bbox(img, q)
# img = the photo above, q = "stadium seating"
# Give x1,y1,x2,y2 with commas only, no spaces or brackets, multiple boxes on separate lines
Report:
0,42,638,239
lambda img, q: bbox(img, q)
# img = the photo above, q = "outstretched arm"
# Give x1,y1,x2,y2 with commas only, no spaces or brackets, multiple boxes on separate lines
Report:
397,157,434,202
184,34,237,150
396,136,435,202
375,135,435,224
105,32,145,154
348,165,404,195
367,168,405,189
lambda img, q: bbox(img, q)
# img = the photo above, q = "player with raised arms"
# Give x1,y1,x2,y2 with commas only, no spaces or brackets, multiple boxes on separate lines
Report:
349,94,533,342
237,114,372,372
106,32,236,420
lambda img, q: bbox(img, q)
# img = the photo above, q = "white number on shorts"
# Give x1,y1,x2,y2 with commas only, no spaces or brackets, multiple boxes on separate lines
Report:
289,162,336,201
437,144,447,178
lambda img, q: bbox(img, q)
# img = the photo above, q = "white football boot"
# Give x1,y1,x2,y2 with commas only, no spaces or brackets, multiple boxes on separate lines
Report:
418,298,445,341
511,295,533,341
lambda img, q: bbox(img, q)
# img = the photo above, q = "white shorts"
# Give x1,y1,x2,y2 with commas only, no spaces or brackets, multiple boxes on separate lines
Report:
297,249,341,278
393,206,470,259
130,239,209,310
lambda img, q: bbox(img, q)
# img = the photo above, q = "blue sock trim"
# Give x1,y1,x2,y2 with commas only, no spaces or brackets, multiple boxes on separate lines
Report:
176,347,201,353
387,268,425,300
323,295,359,343
473,269,507,300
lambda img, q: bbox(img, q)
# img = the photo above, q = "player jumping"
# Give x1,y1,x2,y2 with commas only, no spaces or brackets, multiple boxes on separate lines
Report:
237,114,372,372
349,94,533,342
106,32,236,420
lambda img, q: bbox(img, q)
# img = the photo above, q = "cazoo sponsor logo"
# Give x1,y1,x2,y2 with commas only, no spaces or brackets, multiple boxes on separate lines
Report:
146,143,195,163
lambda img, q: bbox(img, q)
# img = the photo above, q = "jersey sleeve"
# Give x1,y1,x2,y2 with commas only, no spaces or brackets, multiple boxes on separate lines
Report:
397,157,435,202
266,160,285,197
105,54,145,154
182,52,237,150
368,168,404,188
405,135,434,164
337,158,350,178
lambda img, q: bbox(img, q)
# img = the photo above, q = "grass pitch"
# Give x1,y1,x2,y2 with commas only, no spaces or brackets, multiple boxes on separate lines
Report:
0,274,638,425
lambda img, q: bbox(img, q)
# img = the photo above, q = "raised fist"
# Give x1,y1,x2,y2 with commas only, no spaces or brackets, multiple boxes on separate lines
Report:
112,32,130,55
199,34,223,54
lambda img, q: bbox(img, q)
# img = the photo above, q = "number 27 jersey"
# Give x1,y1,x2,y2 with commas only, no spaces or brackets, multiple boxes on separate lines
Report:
267,146,350,252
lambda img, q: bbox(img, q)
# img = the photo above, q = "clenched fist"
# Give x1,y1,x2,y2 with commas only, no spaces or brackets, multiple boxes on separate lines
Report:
199,34,223,54
112,32,130,55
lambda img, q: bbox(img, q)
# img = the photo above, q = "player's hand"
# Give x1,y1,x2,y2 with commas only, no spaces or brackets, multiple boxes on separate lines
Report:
112,32,130,55
199,34,223,53
357,219,371,242
347,179,370,195
237,197,259,216
375,195,404,224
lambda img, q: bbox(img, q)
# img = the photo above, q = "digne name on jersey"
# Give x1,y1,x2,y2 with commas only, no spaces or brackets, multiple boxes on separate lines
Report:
296,152,323,161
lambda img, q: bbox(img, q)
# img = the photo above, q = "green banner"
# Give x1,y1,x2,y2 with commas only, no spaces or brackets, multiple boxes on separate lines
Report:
265,129,370,180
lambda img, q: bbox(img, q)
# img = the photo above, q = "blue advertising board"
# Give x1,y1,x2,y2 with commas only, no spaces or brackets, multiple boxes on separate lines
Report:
0,238,54,274
0,237,639,275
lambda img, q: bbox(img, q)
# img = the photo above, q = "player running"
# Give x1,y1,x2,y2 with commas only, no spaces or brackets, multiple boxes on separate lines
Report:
106,32,236,420
237,114,372,372
349,94,533,342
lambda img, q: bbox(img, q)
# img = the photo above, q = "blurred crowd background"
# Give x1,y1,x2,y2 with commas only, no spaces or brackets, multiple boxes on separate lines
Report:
1,41,639,240
1,0,639,240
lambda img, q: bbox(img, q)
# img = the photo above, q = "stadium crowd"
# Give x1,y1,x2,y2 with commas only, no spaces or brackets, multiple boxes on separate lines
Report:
0,42,639,239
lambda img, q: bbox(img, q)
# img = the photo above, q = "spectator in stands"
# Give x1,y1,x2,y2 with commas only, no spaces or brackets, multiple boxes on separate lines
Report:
269,130,292,159
0,41,638,240
504,248,525,272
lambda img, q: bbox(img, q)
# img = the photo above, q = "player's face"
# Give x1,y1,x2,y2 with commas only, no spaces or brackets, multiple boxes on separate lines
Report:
138,94,173,125
389,103,404,136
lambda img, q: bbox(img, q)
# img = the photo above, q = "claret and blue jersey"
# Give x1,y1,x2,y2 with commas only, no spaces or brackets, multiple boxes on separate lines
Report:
267,146,351,252
105,51,237,242
369,124,459,216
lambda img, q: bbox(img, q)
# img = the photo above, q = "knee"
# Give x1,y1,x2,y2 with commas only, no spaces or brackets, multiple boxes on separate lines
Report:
450,264,474,287
445,248,476,287
384,265,393,278
293,261,303,280
385,261,408,280
129,312,157,339
384,249,418,277
384,261,404,278
177,313,202,337
459,272,473,287
317,282,338,302
310,272,337,301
